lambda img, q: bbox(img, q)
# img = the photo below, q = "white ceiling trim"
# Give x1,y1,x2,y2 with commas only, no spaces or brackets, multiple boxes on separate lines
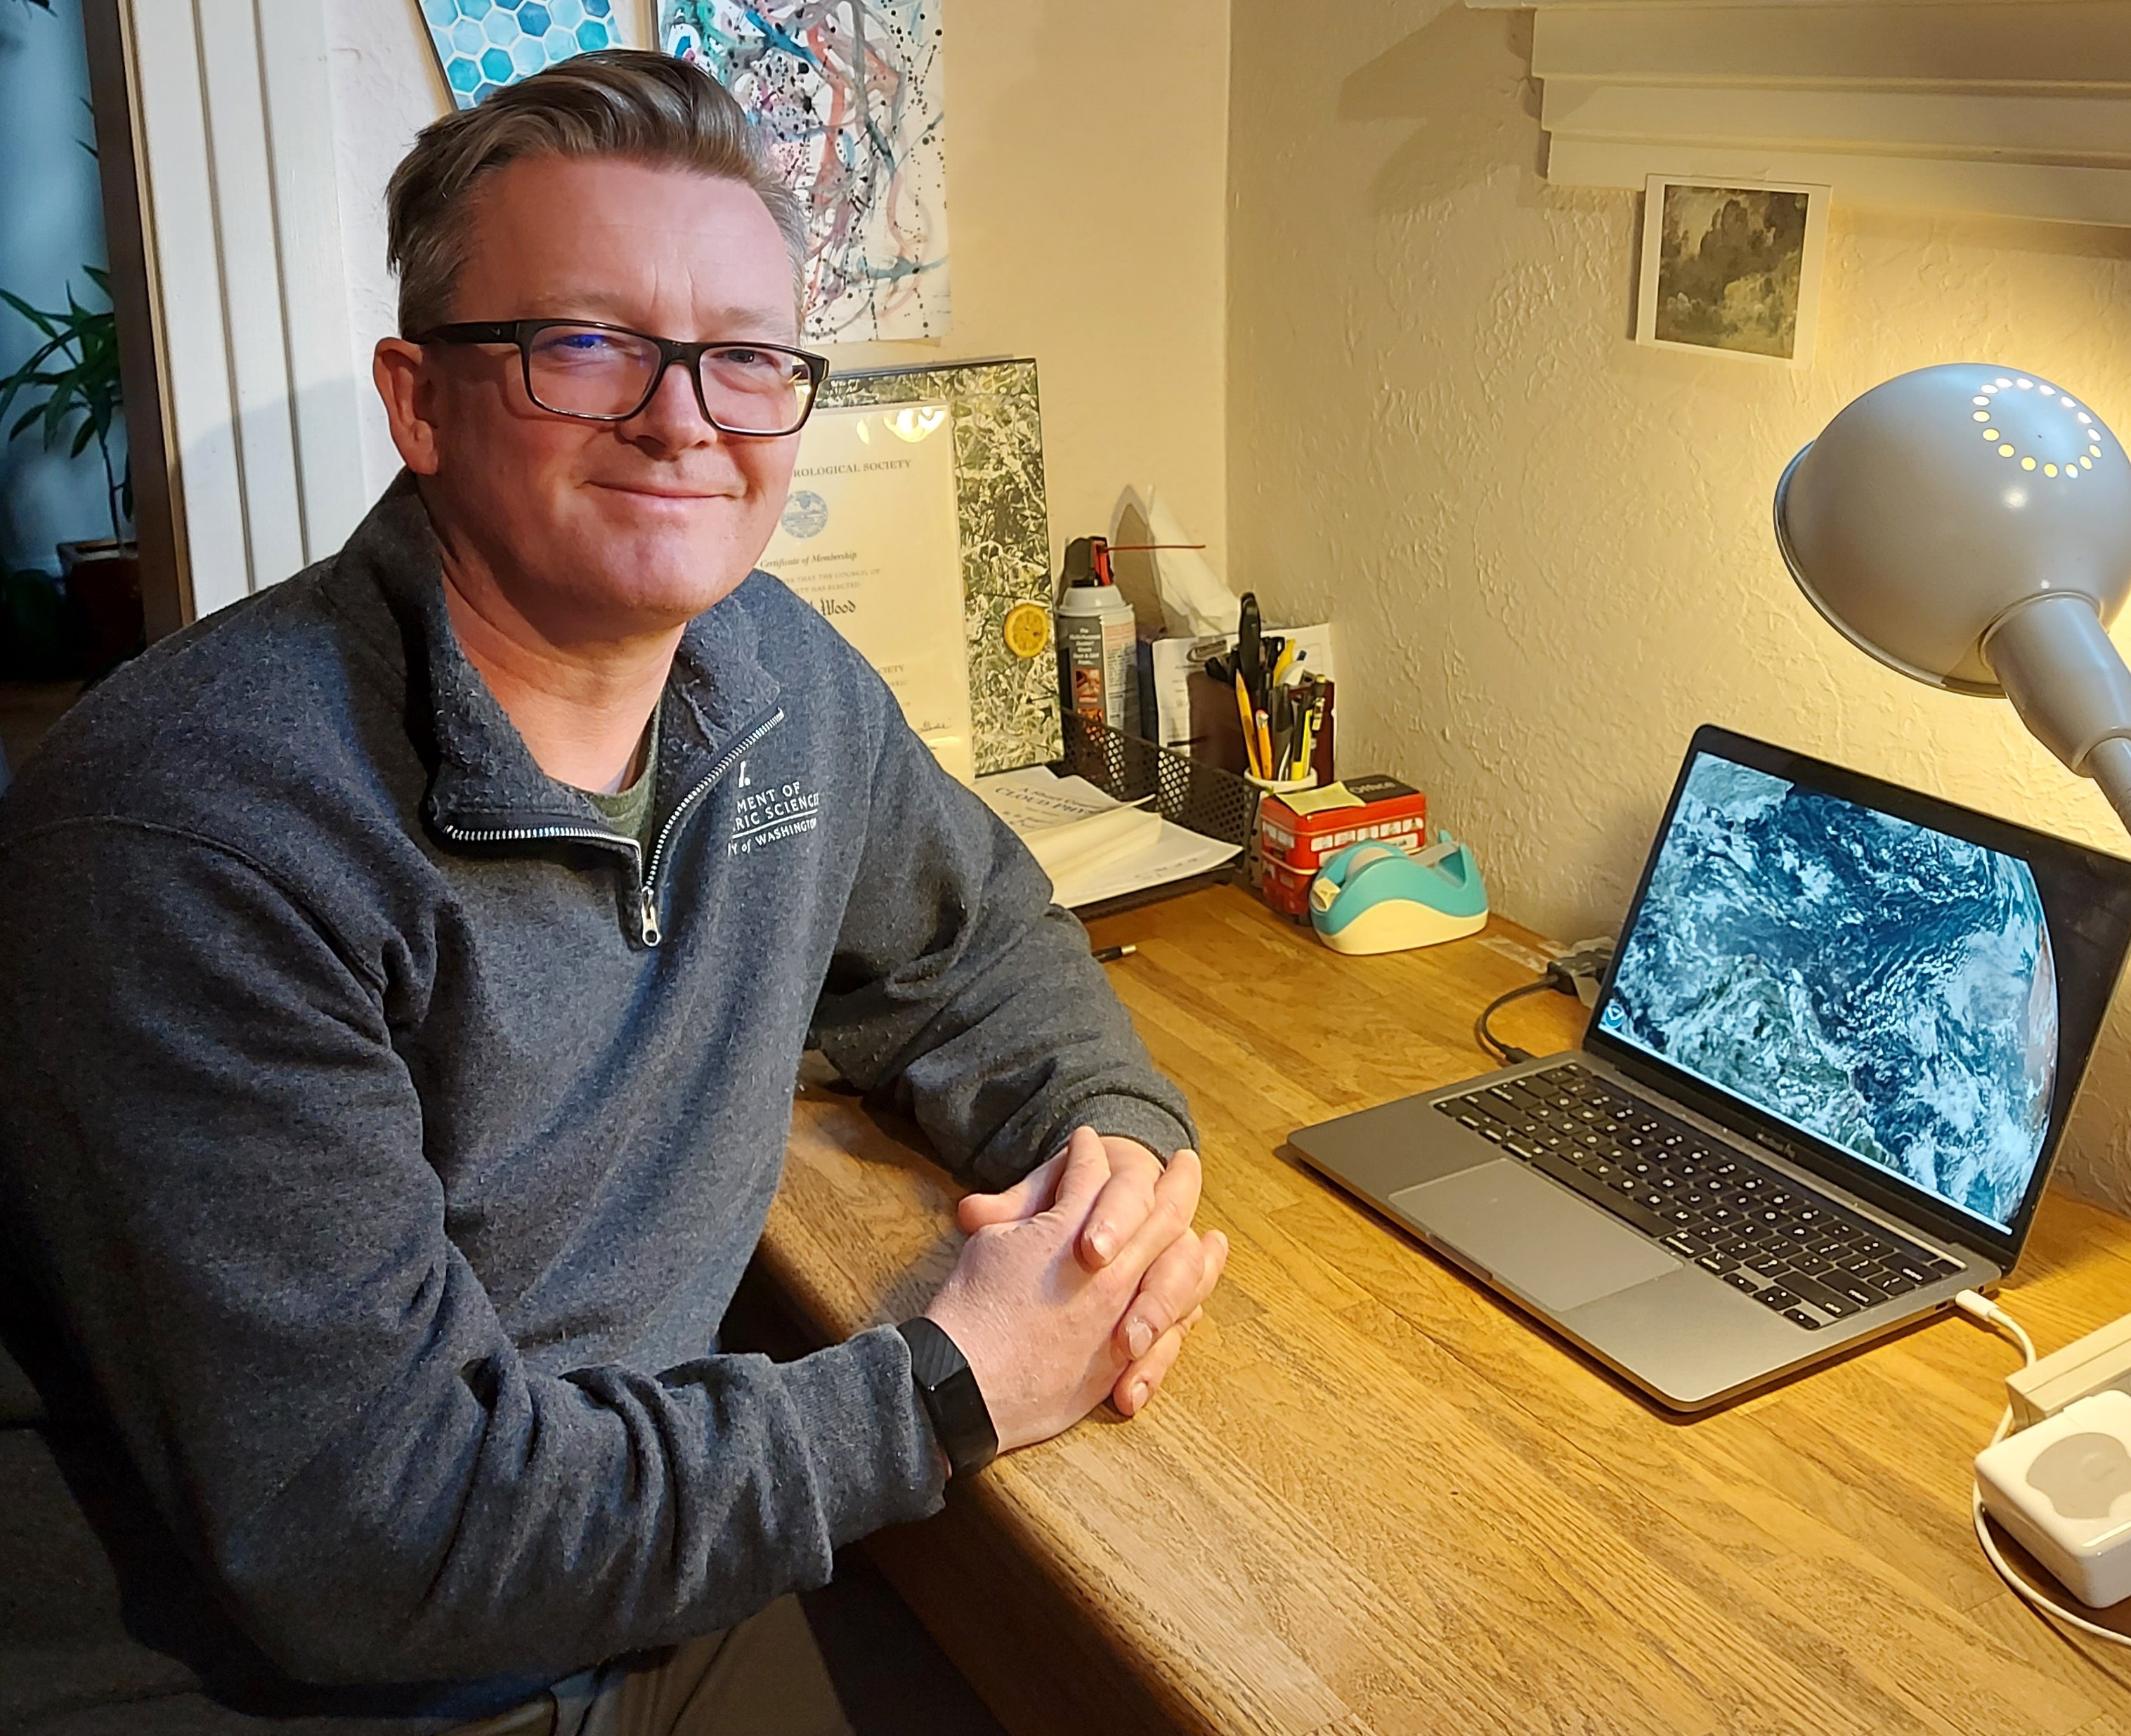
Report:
1472,1,2131,226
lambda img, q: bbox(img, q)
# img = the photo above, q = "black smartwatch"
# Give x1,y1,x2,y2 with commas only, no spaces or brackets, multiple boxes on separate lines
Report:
895,1317,998,1481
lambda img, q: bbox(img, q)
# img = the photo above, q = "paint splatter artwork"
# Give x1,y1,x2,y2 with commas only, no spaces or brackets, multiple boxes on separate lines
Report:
420,0,618,110
660,2,951,344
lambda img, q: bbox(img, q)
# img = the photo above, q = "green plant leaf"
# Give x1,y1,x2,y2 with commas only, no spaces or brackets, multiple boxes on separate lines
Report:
0,271,124,479
0,289,61,340
0,337,68,387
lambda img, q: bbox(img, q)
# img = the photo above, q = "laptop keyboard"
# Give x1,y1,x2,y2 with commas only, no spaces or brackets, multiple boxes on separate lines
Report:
1433,1062,1963,1331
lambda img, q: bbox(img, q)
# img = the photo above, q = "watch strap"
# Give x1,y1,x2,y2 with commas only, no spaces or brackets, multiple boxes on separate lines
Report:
895,1317,998,1480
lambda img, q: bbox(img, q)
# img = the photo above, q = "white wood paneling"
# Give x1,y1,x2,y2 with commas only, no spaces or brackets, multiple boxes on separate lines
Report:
128,0,249,615
1474,0,2131,226
122,0,362,618
195,0,304,593
255,0,369,575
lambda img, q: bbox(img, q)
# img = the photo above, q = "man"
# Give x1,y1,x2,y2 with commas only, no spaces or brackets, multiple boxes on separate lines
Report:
0,51,1225,1733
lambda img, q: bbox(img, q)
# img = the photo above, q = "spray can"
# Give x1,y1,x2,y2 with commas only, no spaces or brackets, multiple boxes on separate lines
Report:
1055,536,1138,735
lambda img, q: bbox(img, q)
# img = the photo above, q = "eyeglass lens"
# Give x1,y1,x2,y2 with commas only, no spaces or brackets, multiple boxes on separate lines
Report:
525,325,814,433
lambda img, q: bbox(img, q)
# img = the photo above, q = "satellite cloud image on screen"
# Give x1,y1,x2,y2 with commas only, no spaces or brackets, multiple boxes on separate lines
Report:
1598,755,2057,1229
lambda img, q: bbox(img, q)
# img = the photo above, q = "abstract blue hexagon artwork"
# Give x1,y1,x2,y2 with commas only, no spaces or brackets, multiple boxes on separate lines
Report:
420,0,615,110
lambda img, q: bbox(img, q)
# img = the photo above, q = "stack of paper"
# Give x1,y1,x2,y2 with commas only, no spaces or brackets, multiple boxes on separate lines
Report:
975,768,1240,909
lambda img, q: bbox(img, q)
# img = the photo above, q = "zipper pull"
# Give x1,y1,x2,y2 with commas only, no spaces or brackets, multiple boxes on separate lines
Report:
637,882,663,948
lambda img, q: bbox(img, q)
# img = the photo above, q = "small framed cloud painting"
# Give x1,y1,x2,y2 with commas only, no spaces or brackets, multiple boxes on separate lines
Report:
1636,176,1830,368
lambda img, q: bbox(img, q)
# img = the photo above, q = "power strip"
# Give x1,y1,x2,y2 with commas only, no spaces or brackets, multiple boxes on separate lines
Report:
1549,936,1615,1007
2007,1310,2131,1429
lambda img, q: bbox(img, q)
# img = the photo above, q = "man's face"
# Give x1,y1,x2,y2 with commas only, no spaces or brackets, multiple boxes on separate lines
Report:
384,155,804,639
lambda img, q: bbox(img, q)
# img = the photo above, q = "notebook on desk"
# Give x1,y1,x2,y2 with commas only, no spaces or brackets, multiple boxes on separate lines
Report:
1291,726,2131,1411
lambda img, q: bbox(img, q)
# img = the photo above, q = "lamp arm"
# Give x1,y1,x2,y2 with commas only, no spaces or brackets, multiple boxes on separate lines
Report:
1983,594,2131,834
2083,738,2131,835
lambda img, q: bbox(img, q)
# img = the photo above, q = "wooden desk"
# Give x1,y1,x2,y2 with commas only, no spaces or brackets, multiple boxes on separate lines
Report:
754,886,2131,1735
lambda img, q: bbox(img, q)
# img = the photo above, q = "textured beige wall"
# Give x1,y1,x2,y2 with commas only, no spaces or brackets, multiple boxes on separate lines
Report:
325,0,1230,579
828,1,1232,575
1227,0,2131,1209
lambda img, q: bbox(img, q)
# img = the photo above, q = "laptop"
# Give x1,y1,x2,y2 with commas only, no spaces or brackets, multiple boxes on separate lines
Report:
1290,725,2131,1411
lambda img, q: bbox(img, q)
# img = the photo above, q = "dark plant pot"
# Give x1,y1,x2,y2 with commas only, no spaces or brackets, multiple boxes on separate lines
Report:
0,567,77,681
58,539,143,676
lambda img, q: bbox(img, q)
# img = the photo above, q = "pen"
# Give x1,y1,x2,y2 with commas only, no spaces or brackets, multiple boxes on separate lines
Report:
1092,943,1137,963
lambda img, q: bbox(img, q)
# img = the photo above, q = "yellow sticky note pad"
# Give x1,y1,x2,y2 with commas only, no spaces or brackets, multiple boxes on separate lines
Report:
1280,783,1366,817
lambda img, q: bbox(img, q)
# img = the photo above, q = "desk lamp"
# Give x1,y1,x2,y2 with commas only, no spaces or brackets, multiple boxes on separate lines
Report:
1774,364,2131,830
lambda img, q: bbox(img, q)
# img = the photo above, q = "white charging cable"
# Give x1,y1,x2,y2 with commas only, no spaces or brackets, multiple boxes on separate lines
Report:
1955,1288,2131,1650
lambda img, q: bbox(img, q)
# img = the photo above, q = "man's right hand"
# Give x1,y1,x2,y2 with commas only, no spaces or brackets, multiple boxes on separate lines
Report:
923,1126,1213,1454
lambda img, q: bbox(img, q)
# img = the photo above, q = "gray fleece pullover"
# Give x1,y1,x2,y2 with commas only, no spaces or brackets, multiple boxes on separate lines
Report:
0,475,1194,1729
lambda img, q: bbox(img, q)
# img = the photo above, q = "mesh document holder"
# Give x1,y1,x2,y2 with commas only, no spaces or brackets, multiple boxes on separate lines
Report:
1056,712,1258,850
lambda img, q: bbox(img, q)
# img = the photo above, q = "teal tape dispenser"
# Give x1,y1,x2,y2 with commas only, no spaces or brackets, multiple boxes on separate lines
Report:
1308,833,1488,955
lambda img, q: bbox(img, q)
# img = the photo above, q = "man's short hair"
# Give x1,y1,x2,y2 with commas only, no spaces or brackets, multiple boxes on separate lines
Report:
385,48,808,337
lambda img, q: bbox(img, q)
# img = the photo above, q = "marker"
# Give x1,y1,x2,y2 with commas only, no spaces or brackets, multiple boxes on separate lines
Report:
1093,943,1138,963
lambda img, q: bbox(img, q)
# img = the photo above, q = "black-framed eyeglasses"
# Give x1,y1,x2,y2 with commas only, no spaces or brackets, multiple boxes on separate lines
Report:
415,319,830,437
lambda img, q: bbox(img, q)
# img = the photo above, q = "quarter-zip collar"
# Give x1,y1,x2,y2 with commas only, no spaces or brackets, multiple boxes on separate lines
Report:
343,472,783,933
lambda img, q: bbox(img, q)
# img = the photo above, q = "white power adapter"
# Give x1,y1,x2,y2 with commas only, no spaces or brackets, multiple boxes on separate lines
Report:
2006,1310,2131,1429
1976,1390,2131,1607
1959,1292,2131,1638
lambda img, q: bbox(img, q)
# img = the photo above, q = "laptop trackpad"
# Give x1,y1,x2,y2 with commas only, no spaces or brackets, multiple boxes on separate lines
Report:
1390,1161,1680,1313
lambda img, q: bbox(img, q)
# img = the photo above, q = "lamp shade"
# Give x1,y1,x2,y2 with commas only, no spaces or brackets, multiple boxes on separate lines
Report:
1775,364,2131,829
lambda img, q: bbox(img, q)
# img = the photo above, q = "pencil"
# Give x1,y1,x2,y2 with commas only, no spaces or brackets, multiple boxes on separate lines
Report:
1234,672,1260,776
1255,708,1274,783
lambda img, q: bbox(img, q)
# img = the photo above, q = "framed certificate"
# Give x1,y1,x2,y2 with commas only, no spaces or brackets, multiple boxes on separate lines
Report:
762,401,975,782
808,359,1062,774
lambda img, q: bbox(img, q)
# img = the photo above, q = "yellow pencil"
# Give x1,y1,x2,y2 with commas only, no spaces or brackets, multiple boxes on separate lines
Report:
1234,672,1260,776
1255,708,1274,783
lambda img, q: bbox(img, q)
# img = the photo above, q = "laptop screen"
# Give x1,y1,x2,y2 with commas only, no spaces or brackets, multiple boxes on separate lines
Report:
1591,742,2126,1237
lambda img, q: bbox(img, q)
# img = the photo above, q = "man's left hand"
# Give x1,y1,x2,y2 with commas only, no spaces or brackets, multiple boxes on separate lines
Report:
957,1134,1227,1418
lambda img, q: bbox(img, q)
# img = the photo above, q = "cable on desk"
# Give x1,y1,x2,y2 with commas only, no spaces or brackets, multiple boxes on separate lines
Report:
1955,1291,2131,1654
1474,981,1553,1067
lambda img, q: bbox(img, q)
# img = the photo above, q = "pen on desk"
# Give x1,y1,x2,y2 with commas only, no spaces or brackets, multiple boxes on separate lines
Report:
1092,943,1137,964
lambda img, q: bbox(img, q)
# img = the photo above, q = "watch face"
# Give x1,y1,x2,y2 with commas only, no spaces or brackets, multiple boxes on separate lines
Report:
901,1317,967,1388
898,1318,998,1478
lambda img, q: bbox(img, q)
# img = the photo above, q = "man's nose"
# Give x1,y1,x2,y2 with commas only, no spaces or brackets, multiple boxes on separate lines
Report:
628,355,720,449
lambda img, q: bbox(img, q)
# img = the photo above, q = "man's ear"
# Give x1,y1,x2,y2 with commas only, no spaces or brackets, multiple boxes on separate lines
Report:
373,337,443,476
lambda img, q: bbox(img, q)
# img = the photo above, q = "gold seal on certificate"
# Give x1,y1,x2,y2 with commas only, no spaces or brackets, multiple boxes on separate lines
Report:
1002,601,1050,660
762,401,976,783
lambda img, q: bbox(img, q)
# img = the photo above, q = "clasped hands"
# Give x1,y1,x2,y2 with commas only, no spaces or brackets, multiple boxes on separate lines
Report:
923,1126,1228,1456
